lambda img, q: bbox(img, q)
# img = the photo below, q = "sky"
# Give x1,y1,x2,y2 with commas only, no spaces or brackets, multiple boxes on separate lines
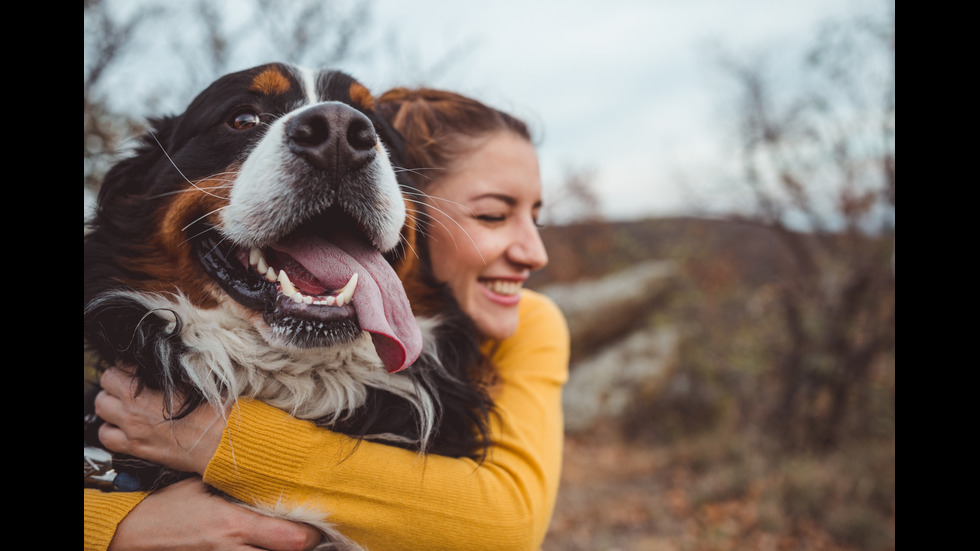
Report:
354,0,885,222
89,0,888,223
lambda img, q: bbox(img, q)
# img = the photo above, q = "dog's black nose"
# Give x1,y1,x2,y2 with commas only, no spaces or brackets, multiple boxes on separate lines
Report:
286,103,378,172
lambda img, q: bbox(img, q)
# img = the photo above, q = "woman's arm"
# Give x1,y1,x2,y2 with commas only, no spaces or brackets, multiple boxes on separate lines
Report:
84,488,149,551
205,290,569,550
90,290,568,550
84,478,323,551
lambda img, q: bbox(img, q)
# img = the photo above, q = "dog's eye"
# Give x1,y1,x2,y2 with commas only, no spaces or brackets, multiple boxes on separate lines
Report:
230,111,261,131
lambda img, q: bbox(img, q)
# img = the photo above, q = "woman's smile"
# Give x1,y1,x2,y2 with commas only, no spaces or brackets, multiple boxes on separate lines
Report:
479,277,526,305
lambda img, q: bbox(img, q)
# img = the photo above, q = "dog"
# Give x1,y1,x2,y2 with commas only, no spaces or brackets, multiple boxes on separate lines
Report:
84,63,493,548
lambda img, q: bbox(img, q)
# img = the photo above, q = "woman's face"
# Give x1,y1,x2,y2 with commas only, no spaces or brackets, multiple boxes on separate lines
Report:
423,131,549,340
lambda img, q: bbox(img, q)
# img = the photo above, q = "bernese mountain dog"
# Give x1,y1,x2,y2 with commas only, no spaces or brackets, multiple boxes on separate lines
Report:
84,63,492,548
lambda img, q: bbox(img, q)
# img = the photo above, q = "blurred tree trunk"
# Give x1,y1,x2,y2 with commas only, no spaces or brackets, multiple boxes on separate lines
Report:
718,8,895,451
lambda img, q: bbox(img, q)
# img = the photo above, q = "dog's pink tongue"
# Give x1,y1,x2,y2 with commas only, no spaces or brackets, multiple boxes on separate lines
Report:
272,233,421,374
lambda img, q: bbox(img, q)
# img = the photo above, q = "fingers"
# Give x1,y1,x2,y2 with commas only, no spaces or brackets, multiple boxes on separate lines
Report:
94,368,150,455
94,369,226,474
92,384,120,424
101,365,189,418
94,387,140,455
244,515,323,551
96,418,132,455
99,365,138,398
110,477,324,551
178,478,324,551
93,384,126,449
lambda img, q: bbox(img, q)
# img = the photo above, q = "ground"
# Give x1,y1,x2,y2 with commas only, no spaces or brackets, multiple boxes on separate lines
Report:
542,431,886,551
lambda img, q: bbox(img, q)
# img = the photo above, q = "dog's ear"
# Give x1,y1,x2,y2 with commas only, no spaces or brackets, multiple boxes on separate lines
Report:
371,97,406,171
96,115,178,211
373,114,407,174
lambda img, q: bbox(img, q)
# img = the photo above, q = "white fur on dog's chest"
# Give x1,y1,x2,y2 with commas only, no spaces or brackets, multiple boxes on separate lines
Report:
120,290,421,423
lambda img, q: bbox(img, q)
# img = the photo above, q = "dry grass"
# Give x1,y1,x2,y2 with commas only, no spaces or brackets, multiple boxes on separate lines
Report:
544,424,894,551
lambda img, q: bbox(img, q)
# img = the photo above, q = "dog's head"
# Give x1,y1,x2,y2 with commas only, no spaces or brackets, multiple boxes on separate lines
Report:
86,63,421,374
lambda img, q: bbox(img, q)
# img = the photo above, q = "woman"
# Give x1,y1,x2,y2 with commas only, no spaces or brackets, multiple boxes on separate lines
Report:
86,88,569,551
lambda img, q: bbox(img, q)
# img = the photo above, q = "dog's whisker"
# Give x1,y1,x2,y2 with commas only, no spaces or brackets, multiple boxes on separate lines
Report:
400,191,485,264
148,131,228,200
399,229,422,261
180,206,229,239
393,166,446,183
404,205,438,221
400,212,432,261
169,171,241,191
408,203,485,265
204,234,232,258
401,188,477,217
404,217,436,245
180,227,217,247
181,206,226,232
402,197,475,219
147,182,235,201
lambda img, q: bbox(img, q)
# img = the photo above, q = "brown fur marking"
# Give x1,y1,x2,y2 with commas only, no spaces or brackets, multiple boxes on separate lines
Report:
250,68,292,96
349,82,375,111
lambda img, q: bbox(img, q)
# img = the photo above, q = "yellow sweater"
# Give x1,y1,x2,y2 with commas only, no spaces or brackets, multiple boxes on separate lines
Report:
84,289,569,550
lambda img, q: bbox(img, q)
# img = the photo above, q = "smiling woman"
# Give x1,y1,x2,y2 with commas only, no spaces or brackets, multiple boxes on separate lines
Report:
421,131,549,339
378,87,549,339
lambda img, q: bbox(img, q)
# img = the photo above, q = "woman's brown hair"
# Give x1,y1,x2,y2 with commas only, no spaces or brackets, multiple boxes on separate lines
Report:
376,87,531,191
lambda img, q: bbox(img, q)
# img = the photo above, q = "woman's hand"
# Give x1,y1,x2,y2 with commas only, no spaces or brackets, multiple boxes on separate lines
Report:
95,366,227,475
108,477,323,551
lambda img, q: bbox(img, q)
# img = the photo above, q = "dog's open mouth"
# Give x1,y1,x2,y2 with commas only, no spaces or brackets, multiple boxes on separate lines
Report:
193,209,421,373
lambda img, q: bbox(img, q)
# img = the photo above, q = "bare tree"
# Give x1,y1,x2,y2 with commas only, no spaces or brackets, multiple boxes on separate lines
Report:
542,165,604,226
84,0,165,192
715,7,895,450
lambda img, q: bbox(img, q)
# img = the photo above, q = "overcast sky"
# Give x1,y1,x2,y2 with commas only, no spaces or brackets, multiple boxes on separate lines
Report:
354,0,887,221
90,0,889,223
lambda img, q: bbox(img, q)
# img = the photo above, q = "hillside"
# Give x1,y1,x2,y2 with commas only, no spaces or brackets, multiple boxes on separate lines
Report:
529,216,797,289
530,216,895,551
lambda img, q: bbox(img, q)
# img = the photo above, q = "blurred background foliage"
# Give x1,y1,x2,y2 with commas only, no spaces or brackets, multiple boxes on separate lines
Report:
85,1,894,549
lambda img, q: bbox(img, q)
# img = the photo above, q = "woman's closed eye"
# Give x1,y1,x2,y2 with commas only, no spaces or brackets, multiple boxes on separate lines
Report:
476,213,507,224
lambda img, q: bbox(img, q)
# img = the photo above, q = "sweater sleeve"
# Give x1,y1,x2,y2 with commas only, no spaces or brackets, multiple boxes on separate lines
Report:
83,489,150,551
203,290,569,551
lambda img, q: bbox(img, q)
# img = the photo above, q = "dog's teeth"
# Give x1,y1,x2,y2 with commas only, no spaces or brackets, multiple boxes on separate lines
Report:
257,255,269,276
265,266,277,282
335,273,358,307
274,267,357,308
249,247,262,267
278,270,297,296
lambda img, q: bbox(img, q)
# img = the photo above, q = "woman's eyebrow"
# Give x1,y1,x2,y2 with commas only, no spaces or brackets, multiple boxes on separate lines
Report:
470,193,543,210
471,193,517,206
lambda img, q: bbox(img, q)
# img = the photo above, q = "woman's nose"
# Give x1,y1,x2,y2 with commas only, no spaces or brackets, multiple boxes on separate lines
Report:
508,219,549,270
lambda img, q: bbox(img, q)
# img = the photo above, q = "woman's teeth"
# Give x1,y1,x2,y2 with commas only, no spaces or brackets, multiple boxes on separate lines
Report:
248,247,357,307
482,279,522,296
